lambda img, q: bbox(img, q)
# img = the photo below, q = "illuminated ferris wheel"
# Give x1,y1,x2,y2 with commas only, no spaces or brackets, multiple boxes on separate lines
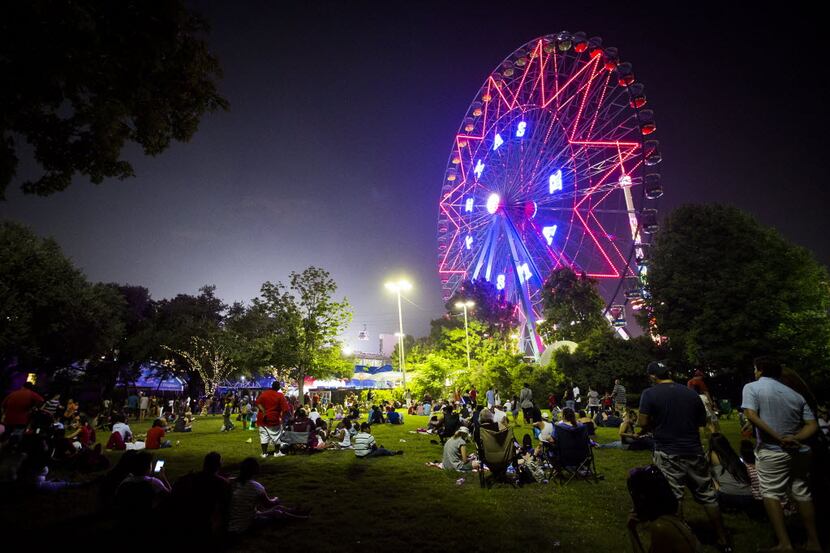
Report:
437,32,663,359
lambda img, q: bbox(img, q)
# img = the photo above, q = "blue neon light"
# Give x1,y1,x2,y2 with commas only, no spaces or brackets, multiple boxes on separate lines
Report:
542,225,558,245
549,169,563,193
474,159,485,179
465,235,473,250
465,198,474,212
516,121,527,138
493,133,504,150
518,263,532,283
496,274,506,290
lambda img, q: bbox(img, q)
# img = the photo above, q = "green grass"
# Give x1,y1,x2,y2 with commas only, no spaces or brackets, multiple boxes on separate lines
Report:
3,414,783,552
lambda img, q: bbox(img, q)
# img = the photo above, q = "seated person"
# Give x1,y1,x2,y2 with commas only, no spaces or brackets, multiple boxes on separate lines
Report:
386,410,403,425
290,409,314,433
227,457,309,534
442,426,479,472
619,410,654,451
600,410,623,428
627,465,700,553
353,423,402,458
427,415,443,434
707,433,757,513
114,452,171,516
577,410,596,435
145,418,172,450
172,452,231,538
368,405,384,425
106,415,133,450
439,407,461,443
330,419,352,448
534,412,554,444
422,402,432,417
174,414,193,433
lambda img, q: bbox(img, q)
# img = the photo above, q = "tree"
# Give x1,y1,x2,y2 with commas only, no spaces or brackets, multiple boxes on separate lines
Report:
0,0,229,198
644,204,830,394
538,267,607,343
554,329,655,394
445,279,518,338
253,267,352,400
0,222,125,384
163,335,234,397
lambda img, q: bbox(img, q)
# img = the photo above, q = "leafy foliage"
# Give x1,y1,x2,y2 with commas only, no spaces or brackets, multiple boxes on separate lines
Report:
537,267,607,343
0,0,228,197
252,267,352,398
554,329,655,394
163,335,234,397
644,204,830,393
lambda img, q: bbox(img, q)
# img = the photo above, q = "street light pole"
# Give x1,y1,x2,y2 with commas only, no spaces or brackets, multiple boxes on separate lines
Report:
455,300,475,374
385,279,412,390
396,289,406,390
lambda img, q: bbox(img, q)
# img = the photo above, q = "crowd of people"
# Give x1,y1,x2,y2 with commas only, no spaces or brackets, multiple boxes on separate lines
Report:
2,359,829,552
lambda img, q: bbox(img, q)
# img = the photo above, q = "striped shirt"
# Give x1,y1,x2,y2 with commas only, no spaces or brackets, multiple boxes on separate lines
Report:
43,398,61,416
353,432,376,457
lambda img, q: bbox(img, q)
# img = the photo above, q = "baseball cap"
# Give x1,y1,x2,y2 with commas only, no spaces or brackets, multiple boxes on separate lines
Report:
457,426,470,435
647,361,670,378
542,412,550,419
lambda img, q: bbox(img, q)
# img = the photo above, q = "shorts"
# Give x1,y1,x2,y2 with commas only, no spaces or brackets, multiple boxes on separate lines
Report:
259,425,284,446
756,448,811,502
653,450,718,506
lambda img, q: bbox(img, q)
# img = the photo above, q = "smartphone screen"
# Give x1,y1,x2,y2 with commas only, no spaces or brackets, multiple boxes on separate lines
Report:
154,460,165,473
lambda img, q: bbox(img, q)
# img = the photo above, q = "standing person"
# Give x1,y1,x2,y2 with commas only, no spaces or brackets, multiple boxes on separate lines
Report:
126,391,139,419
493,388,501,408
519,383,534,425
510,394,520,422
1,382,44,434
587,386,600,417
256,381,291,458
404,388,412,409
612,379,627,413
637,362,732,552
741,356,820,553
547,393,557,413
139,392,149,422
688,369,719,433
572,382,581,411
469,386,478,405
220,399,235,432
564,387,575,410
485,387,495,409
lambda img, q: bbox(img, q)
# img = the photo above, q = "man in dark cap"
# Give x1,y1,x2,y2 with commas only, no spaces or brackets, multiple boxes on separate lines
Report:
638,361,732,552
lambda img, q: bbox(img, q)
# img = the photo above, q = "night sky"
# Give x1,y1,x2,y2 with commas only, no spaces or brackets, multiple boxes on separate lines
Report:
1,1,827,351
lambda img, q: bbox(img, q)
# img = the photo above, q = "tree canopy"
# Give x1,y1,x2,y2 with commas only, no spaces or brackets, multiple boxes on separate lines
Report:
0,0,228,198
644,204,830,392
538,267,608,343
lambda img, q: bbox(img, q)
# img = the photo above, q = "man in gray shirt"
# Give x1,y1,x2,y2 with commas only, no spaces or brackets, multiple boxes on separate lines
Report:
519,383,534,425
741,356,819,553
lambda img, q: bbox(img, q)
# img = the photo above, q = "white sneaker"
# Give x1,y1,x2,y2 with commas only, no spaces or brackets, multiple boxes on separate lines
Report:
261,453,269,458
273,451,286,457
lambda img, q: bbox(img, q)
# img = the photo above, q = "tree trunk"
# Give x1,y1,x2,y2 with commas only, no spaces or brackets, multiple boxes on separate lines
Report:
296,368,306,405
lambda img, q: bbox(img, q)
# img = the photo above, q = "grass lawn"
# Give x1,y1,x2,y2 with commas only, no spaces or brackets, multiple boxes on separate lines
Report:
3,413,785,552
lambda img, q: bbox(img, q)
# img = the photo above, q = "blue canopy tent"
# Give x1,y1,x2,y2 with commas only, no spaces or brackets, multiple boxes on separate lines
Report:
117,364,186,392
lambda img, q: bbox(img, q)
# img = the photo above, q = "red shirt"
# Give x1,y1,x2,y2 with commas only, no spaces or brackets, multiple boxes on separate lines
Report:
256,389,290,427
687,378,709,394
146,426,166,449
1,388,45,426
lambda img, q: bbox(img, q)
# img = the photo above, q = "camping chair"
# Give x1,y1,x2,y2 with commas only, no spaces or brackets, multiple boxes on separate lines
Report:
280,430,310,454
550,423,601,485
478,426,518,489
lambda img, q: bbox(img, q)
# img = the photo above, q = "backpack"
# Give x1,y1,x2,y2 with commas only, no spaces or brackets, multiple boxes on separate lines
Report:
627,464,678,521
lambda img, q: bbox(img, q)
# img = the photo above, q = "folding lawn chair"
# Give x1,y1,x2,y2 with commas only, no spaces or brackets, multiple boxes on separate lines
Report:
280,430,310,454
478,426,518,489
550,423,602,485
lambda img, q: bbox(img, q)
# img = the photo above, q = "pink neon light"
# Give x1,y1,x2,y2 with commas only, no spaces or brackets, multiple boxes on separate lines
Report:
569,55,602,142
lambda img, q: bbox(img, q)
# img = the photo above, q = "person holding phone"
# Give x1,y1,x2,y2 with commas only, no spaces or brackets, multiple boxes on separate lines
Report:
115,452,171,515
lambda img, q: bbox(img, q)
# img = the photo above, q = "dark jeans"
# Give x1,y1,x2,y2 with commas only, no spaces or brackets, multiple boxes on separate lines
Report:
364,447,396,457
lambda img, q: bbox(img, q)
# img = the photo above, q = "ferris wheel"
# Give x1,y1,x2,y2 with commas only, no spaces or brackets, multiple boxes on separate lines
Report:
437,32,663,360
